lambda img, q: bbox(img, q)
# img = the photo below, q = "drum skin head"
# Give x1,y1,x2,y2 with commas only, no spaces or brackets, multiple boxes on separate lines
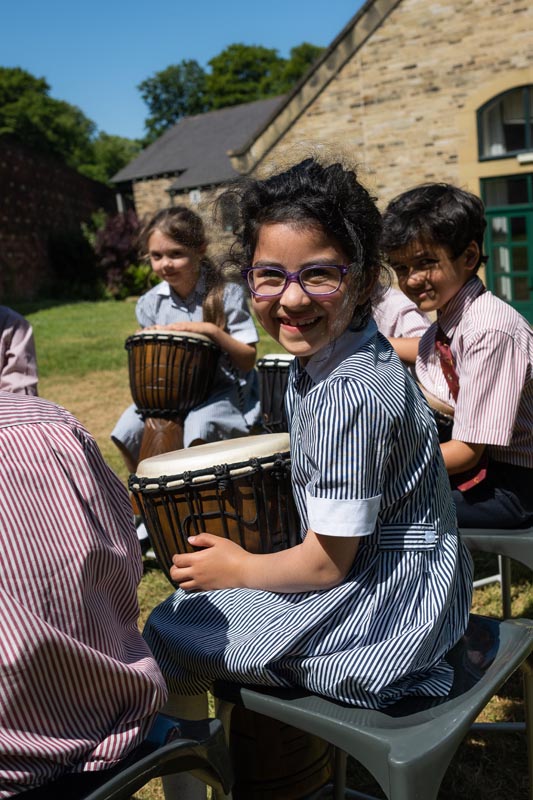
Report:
128,329,215,345
133,433,290,483
258,353,295,365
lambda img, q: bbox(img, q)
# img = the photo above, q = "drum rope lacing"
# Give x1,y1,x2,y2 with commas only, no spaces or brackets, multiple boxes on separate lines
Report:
129,453,291,493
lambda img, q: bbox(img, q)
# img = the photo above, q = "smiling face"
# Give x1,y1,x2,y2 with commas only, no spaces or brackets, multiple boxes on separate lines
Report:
386,238,479,314
250,222,354,363
148,229,205,298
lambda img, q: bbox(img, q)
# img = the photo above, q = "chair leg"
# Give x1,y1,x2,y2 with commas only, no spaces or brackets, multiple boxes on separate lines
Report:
523,654,533,800
213,698,234,800
332,748,347,800
500,555,513,619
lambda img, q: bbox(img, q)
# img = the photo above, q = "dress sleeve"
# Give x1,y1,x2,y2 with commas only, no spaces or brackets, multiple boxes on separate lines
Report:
223,282,259,344
136,291,158,328
302,378,393,537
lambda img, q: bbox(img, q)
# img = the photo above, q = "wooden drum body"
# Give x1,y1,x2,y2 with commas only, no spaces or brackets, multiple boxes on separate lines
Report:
130,433,300,585
257,353,295,433
130,433,333,799
125,330,220,459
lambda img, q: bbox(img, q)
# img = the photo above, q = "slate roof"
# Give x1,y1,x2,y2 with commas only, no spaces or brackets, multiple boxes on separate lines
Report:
111,96,285,190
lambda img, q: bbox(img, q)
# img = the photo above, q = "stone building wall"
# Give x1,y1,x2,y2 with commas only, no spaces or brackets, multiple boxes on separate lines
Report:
240,0,533,205
133,182,236,263
0,136,114,301
132,177,177,222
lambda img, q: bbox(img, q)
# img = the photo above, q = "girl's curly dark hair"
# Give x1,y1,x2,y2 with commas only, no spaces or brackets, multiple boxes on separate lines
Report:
220,157,385,330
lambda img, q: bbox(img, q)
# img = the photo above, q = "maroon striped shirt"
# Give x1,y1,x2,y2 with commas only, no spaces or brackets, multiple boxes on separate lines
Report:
416,276,533,467
0,393,167,797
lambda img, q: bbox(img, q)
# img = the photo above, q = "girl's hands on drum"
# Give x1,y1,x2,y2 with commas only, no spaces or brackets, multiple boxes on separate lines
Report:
146,321,257,372
148,321,216,337
170,533,250,591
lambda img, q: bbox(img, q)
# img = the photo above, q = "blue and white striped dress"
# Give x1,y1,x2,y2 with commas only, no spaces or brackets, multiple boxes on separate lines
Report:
143,321,473,709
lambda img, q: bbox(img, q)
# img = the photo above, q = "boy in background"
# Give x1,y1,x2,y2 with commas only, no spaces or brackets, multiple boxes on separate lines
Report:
381,182,533,528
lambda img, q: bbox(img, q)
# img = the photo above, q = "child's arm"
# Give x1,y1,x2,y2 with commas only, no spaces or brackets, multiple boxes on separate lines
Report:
441,439,486,474
155,320,256,372
387,336,421,365
169,528,360,593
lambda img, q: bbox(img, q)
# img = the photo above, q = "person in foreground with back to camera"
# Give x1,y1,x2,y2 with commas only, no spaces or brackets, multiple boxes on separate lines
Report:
0,305,38,395
143,155,473,799
381,183,533,529
0,392,167,798
111,205,261,471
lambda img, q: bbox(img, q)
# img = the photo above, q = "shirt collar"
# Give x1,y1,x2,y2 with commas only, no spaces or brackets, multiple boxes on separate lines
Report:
155,270,206,307
437,276,485,339
294,319,378,385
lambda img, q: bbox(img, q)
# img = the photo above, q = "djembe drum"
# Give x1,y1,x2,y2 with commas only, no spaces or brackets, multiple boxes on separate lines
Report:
256,353,295,433
130,433,333,799
126,329,220,461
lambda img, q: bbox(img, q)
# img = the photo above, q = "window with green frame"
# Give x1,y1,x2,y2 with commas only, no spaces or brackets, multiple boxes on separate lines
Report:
482,174,532,207
478,86,533,160
481,174,533,319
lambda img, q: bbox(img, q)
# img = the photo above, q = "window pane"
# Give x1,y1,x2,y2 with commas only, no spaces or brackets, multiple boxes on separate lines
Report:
510,216,527,240
492,247,511,273
484,177,529,206
513,277,530,301
491,216,508,242
480,87,527,156
512,246,529,271
496,275,512,300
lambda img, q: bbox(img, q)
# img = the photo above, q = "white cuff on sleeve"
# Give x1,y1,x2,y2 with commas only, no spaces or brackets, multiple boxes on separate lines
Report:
305,489,381,537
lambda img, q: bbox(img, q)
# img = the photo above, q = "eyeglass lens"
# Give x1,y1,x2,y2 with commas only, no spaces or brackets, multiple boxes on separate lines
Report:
249,266,343,296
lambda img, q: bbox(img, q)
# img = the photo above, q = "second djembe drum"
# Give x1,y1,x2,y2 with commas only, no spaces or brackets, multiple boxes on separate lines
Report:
256,353,295,433
126,329,220,460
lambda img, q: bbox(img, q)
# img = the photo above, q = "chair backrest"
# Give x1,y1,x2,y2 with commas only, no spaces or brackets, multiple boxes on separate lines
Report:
16,716,232,800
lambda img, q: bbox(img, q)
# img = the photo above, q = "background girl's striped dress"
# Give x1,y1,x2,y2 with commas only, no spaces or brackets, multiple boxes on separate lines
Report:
143,321,473,709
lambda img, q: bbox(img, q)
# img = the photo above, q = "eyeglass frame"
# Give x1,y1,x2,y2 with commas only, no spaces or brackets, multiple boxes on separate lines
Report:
241,265,350,298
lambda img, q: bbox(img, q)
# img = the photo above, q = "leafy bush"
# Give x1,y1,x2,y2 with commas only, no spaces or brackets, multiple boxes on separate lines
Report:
93,209,141,297
114,263,160,300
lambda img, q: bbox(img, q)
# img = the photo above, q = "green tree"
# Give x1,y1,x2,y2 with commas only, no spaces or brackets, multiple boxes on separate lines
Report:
0,67,95,168
205,44,284,108
0,67,49,105
79,132,142,183
138,60,207,142
277,43,324,90
0,66,141,183
138,42,325,138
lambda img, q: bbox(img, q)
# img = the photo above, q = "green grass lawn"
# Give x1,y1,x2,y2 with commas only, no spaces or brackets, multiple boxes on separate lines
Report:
22,298,532,800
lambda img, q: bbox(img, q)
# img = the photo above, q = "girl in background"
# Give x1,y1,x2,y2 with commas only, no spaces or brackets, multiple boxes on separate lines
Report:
111,206,260,471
